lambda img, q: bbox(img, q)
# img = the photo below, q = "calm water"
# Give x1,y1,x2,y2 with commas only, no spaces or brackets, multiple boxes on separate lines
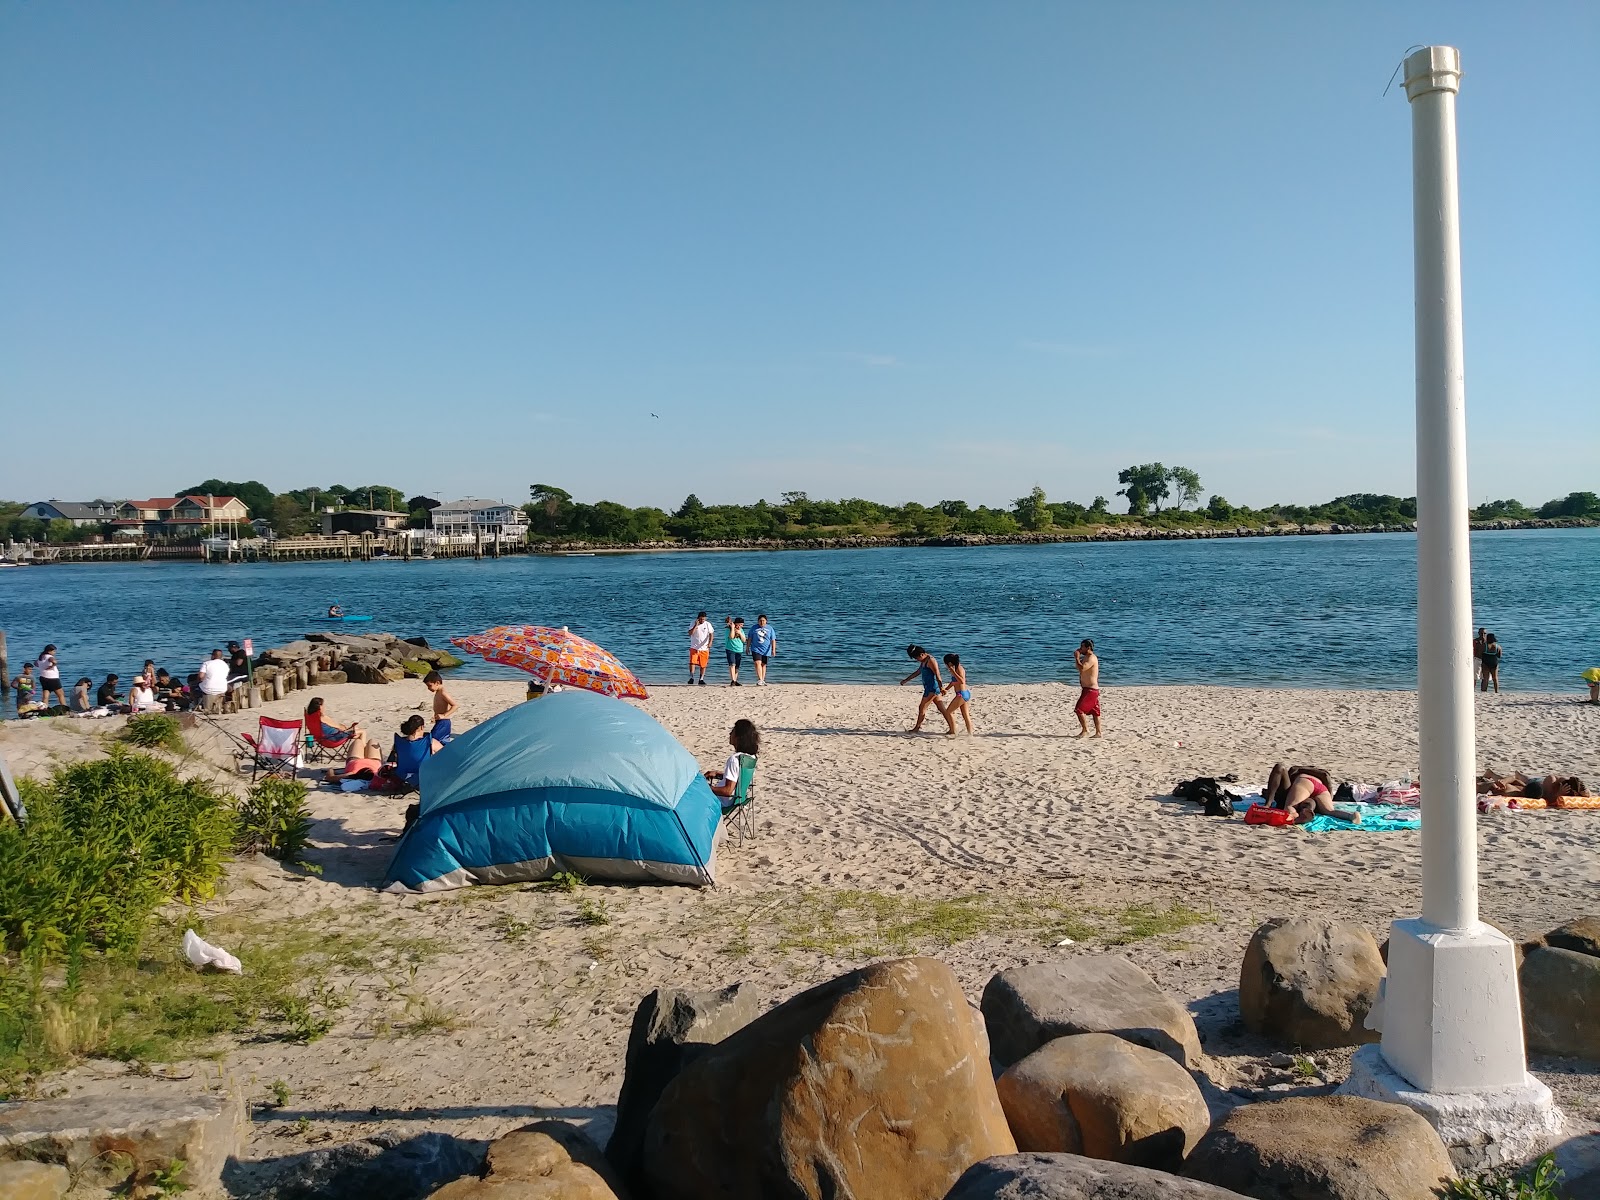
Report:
1,530,1595,709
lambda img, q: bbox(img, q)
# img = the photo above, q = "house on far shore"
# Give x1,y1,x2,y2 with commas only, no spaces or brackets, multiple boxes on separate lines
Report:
430,498,529,538
321,508,407,536
113,494,251,538
19,499,124,526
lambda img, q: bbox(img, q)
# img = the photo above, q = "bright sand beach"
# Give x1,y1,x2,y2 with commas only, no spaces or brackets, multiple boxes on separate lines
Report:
3,679,1598,1184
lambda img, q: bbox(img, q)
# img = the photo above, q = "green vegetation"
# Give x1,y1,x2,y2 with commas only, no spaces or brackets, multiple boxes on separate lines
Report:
1102,902,1210,945
0,752,233,961
233,777,314,863
120,713,188,755
1445,1153,1563,1200
2,476,1592,546
573,896,611,927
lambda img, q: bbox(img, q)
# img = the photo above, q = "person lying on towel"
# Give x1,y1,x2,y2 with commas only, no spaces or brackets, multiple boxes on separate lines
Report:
1265,763,1360,825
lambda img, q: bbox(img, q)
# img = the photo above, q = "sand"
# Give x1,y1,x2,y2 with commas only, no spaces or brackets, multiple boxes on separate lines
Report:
3,679,1597,1188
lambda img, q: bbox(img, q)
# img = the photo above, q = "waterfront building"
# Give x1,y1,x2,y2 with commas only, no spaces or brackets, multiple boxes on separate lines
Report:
430,499,529,538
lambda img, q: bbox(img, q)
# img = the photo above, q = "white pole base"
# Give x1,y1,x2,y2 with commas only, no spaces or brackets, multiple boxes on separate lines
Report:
1342,1044,1562,1170
1375,919,1530,1092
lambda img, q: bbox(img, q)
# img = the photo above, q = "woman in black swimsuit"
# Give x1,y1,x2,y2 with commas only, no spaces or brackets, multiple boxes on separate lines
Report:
1480,634,1502,693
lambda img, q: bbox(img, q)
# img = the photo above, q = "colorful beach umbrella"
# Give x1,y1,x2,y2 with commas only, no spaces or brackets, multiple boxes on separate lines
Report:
451,625,648,700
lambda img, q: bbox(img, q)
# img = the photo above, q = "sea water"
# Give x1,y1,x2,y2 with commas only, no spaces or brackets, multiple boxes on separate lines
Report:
1,529,1595,705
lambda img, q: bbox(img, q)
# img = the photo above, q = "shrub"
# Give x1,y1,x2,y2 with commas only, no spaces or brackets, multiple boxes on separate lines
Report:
0,750,233,962
234,778,313,863
120,714,186,754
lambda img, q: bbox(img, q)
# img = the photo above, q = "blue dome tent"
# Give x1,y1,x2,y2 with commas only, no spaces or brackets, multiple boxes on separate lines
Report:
383,689,721,892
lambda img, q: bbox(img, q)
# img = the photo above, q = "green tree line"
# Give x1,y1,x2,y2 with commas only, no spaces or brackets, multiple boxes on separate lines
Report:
2,474,1596,545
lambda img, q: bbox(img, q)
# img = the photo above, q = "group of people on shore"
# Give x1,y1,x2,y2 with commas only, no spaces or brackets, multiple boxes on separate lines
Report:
9,642,254,717
687,612,777,687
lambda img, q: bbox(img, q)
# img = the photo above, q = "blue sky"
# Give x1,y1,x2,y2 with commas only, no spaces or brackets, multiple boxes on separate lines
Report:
2,2,1595,512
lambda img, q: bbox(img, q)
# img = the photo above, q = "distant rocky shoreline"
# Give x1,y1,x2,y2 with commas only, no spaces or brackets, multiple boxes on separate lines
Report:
530,516,1597,555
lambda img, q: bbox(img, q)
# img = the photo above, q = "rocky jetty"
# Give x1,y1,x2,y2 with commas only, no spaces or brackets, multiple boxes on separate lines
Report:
207,631,465,712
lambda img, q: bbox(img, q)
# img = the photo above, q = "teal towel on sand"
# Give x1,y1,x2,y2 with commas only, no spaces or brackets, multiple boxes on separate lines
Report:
1304,803,1420,833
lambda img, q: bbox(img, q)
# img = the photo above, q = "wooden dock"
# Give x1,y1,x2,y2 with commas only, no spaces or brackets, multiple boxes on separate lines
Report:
33,532,530,564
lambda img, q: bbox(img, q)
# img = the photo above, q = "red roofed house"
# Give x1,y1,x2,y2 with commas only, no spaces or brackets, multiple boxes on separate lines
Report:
115,494,250,538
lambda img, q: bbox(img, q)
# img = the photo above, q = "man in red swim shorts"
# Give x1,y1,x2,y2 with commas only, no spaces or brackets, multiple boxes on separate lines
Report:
1073,639,1102,738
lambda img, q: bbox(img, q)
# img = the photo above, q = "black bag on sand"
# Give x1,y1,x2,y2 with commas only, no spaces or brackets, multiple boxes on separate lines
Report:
1173,777,1236,818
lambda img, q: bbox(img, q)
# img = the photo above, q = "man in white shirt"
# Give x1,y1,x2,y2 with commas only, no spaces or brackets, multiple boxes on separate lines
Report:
687,611,714,686
197,649,231,713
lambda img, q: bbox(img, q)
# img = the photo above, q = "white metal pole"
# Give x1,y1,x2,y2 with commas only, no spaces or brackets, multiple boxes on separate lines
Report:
1405,45,1475,933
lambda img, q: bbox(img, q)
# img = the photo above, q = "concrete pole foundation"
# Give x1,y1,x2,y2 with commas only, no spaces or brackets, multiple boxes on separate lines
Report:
1338,45,1559,1166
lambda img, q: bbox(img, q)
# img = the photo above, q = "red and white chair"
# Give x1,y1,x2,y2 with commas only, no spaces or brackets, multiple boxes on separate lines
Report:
240,716,305,782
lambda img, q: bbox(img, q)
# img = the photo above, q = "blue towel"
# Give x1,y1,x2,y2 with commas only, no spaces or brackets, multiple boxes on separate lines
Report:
1304,803,1420,833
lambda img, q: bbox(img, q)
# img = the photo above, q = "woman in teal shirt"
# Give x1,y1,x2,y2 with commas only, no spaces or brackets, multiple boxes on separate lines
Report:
724,616,748,686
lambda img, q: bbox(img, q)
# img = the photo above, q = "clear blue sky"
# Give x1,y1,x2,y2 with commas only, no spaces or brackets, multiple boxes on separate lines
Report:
3,2,1595,512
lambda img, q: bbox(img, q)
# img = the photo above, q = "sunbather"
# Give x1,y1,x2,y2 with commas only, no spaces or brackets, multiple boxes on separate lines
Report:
305,696,362,746
323,734,385,784
1265,762,1360,824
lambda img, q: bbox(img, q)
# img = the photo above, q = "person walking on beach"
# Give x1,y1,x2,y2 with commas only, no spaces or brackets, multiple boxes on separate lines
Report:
941,653,975,735
423,671,457,742
1073,639,1102,738
1472,628,1487,686
901,645,956,735
35,645,64,708
749,614,777,686
1480,633,1503,693
687,612,714,686
724,616,748,686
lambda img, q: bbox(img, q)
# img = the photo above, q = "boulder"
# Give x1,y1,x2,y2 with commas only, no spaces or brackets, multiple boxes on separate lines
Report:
1543,916,1600,959
643,957,1015,1200
311,671,349,686
607,983,760,1188
428,1121,627,1199
1521,947,1600,1059
262,640,318,664
274,1131,481,1200
0,1161,70,1200
400,660,434,677
996,1033,1210,1171
0,1086,243,1192
981,958,1202,1069
1181,1095,1453,1198
1239,918,1383,1049
945,1153,1250,1199
341,657,393,685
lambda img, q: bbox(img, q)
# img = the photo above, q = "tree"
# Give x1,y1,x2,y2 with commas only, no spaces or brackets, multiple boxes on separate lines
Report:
406,495,441,513
1089,495,1109,516
177,479,275,518
1116,463,1169,515
779,491,809,506
1537,491,1600,519
1206,494,1234,521
528,484,574,536
1166,466,1203,511
1471,498,1533,521
1012,486,1053,531
270,495,315,537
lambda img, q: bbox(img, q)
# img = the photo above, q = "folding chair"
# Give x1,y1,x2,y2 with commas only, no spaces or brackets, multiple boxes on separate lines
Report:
720,753,759,845
303,711,351,765
243,716,305,782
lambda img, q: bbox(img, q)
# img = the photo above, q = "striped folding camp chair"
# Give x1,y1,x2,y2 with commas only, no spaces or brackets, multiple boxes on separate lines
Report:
719,753,759,845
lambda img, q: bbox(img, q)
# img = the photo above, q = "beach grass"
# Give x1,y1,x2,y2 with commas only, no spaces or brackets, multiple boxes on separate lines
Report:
0,907,444,1098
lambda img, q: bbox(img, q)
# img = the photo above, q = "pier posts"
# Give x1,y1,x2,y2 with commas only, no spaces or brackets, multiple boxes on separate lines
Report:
1341,45,1559,1158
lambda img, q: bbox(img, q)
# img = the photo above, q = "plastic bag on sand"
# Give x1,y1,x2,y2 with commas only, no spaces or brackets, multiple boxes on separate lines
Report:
183,929,243,974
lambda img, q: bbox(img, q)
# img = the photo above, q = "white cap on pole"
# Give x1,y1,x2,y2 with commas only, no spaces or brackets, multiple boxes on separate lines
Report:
1339,45,1561,1169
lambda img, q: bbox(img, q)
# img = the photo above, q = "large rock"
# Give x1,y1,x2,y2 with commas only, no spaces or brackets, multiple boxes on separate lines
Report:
1238,918,1383,1050
428,1121,627,1199
1181,1095,1454,1198
0,1161,70,1200
0,1086,243,1192
643,957,1015,1200
945,1153,1250,1199
982,958,1202,1069
607,983,760,1188
1521,946,1600,1059
341,657,394,685
996,1033,1210,1171
274,1131,481,1200
262,640,318,664
1543,916,1600,959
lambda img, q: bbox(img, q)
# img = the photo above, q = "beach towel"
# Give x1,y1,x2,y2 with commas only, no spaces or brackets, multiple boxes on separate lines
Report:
1303,803,1420,833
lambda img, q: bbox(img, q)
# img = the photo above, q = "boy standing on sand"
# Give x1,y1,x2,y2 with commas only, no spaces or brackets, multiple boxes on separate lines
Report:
1073,639,1102,738
687,612,714,685
748,614,777,686
423,671,457,743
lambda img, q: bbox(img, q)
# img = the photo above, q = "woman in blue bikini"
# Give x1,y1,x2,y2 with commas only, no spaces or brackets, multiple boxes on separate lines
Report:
900,645,955,735
941,653,975,735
